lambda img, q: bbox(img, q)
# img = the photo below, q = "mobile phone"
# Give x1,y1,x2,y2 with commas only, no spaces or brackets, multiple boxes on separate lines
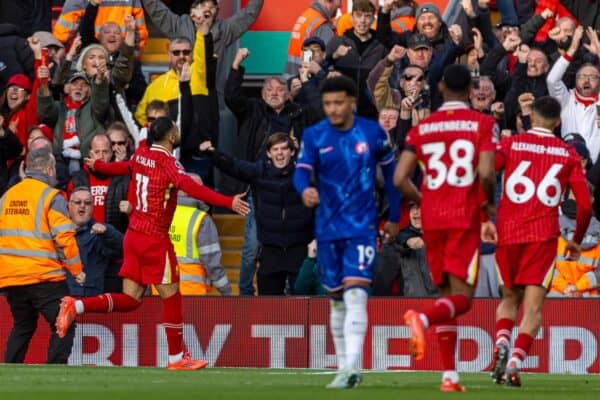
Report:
302,50,313,63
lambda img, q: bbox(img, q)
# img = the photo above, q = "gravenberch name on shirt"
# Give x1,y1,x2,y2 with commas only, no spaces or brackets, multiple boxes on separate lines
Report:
418,120,479,134
511,142,569,157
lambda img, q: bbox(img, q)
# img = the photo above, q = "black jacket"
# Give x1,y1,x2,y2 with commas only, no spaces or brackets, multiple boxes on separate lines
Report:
0,129,23,195
70,168,130,233
224,65,322,194
211,150,314,249
0,24,34,94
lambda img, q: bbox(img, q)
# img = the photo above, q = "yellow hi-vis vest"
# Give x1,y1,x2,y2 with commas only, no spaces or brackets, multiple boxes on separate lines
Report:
153,205,210,295
0,178,82,288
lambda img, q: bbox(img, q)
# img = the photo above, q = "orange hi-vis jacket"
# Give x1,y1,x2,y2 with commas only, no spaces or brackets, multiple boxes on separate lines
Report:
0,177,82,288
336,13,415,35
53,0,148,51
551,236,600,296
287,7,330,68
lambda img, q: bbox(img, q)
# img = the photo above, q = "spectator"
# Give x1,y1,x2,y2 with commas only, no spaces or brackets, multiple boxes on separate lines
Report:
54,0,147,52
503,44,549,130
66,186,124,296
77,4,147,105
0,147,84,363
201,133,314,295
106,121,131,162
378,107,400,141
69,133,130,233
163,174,232,295
294,240,328,295
469,75,496,113
0,23,34,94
0,120,23,195
6,125,54,191
132,100,169,148
373,203,438,297
289,37,330,109
547,26,600,163
326,0,386,119
134,37,192,126
225,49,321,295
142,0,264,104
284,0,340,77
38,68,110,187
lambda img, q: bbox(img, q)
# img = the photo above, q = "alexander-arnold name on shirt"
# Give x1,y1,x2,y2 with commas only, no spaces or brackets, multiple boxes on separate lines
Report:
511,142,569,157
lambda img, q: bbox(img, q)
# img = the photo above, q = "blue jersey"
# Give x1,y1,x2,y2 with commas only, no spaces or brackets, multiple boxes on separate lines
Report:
294,116,399,241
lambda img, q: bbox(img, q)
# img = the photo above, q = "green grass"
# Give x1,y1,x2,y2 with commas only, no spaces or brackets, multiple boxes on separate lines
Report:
0,365,598,400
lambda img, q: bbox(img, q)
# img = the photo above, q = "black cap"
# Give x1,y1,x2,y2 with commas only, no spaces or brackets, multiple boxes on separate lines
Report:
442,64,472,92
408,33,432,50
303,37,326,51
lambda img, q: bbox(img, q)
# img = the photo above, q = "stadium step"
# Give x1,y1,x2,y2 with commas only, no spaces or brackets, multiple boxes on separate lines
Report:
213,214,247,295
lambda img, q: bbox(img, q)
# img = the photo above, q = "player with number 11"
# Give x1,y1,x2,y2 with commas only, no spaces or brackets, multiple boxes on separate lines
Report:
55,118,249,370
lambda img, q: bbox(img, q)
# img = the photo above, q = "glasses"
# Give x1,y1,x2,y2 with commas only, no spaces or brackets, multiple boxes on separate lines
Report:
402,74,424,82
147,116,156,123
70,200,92,206
171,49,191,56
576,74,600,81
7,86,26,93
111,140,127,146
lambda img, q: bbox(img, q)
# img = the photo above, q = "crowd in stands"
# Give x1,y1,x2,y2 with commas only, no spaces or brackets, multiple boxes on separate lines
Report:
2,0,600,298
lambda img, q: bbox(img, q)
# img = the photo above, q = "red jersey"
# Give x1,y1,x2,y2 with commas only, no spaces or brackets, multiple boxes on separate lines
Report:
66,166,110,223
405,101,497,231
496,127,589,245
93,145,234,239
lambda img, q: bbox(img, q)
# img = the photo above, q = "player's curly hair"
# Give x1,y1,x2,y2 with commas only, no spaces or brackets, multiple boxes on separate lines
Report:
320,75,358,98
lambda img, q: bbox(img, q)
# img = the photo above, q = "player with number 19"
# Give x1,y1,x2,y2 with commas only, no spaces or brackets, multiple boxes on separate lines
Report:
55,118,250,370
393,65,498,392
488,97,592,387
294,76,401,389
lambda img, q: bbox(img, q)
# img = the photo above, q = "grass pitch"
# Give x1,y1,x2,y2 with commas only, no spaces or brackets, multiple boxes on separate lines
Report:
0,365,597,400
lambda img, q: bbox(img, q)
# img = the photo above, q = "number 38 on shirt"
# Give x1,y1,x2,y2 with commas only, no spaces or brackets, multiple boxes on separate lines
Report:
422,139,476,189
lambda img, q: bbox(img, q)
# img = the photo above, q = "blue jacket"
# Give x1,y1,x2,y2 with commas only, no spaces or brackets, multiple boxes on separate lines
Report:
67,220,123,296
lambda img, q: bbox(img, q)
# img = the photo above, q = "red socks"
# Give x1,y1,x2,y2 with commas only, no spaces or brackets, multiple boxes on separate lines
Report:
162,292,184,356
436,320,457,371
511,333,534,362
494,318,514,347
81,293,141,312
423,294,471,325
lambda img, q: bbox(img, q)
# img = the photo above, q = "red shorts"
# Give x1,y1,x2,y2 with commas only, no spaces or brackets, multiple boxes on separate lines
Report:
495,238,557,289
423,227,480,286
119,230,179,285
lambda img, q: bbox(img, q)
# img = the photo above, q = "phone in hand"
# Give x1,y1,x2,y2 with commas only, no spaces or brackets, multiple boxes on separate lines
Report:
302,50,313,63
41,48,49,85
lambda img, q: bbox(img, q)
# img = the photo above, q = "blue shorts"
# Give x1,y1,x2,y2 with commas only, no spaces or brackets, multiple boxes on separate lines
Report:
317,237,377,291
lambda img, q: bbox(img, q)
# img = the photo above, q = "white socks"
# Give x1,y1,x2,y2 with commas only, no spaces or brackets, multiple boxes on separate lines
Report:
442,370,459,383
342,287,368,372
75,300,85,314
168,352,183,364
329,299,346,371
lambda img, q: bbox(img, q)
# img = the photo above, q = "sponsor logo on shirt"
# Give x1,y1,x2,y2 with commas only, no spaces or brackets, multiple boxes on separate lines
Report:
319,146,334,154
355,142,369,155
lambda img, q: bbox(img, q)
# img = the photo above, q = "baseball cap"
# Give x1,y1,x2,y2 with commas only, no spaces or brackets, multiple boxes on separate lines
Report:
415,3,441,21
408,33,432,50
7,74,31,92
33,31,64,49
67,72,90,85
303,37,326,51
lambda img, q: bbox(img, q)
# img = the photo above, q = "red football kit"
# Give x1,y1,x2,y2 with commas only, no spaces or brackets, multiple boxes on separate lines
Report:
405,101,497,285
495,127,592,288
93,144,234,284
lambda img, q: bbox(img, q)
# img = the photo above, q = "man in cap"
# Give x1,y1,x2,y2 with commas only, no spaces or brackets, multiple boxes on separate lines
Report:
37,66,110,188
